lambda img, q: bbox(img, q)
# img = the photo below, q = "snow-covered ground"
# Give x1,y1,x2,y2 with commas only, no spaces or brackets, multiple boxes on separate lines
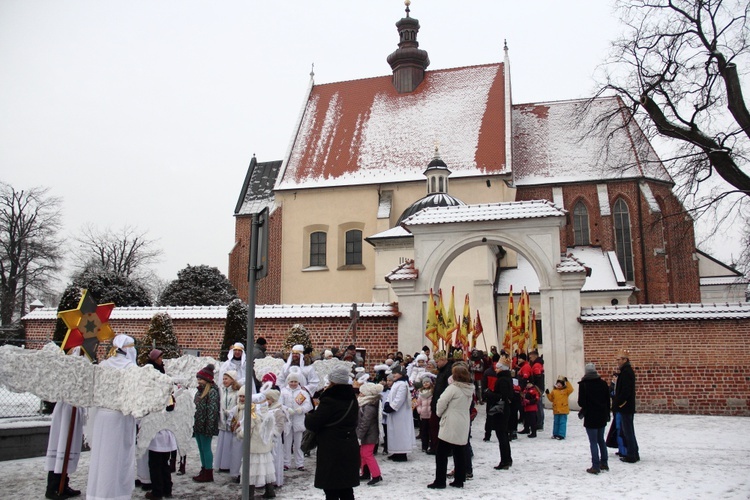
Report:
1,409,748,499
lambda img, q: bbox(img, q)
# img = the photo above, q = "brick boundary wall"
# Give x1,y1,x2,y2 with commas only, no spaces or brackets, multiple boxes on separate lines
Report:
23,316,399,370
23,315,750,415
582,319,750,416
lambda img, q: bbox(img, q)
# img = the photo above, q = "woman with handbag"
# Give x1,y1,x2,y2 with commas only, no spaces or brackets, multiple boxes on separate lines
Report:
485,355,514,470
427,363,474,489
304,366,359,500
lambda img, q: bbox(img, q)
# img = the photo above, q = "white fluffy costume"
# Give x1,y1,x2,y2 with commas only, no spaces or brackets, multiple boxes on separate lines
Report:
86,334,138,500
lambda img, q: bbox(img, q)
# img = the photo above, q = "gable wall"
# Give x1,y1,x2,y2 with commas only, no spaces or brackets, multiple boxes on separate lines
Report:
229,207,283,304
516,180,701,305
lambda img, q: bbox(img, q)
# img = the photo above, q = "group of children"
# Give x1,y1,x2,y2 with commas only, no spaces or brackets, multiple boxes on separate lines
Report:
191,362,320,498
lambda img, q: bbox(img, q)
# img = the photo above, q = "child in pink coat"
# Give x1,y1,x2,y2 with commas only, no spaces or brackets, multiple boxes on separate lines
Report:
415,374,435,452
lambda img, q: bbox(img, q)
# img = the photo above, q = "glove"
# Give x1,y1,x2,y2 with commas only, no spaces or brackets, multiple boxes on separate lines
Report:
383,402,395,414
545,389,550,395
295,407,304,414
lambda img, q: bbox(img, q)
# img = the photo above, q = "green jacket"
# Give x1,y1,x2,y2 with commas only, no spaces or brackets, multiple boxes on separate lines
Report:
193,383,220,436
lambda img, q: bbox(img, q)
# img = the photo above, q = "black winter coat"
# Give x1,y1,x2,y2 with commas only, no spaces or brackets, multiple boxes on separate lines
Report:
577,375,610,429
305,384,360,490
431,360,454,413
613,362,636,414
486,370,514,407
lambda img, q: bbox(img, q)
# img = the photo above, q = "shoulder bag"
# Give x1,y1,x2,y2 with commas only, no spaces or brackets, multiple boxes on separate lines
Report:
300,399,354,453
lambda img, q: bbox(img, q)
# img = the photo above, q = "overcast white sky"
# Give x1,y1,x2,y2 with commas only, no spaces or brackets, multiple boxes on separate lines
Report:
6,0,733,291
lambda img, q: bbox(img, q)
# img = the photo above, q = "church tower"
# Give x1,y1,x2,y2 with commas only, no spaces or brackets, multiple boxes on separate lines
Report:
386,0,430,93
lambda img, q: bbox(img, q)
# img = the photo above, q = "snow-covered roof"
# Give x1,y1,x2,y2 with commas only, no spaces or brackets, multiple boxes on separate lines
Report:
22,303,399,321
401,199,565,227
557,254,587,274
235,158,283,216
496,246,635,294
385,259,418,282
366,225,412,242
276,63,509,190
580,302,750,322
512,97,673,186
700,276,750,286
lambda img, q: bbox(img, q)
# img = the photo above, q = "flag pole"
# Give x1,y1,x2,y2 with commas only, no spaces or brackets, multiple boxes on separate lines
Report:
57,406,77,496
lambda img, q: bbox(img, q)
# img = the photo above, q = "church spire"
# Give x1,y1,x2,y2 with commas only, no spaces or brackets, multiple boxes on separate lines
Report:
386,0,430,93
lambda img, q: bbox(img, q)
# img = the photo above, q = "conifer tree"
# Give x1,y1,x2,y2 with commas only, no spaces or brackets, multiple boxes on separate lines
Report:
282,323,313,354
53,285,82,344
137,312,179,365
220,299,247,361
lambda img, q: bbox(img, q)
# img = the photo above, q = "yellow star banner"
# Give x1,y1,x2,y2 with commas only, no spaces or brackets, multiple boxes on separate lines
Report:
58,289,115,356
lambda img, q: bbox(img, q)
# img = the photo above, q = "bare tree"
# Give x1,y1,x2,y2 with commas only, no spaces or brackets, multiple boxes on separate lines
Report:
600,0,750,201
0,182,64,325
74,224,162,278
594,0,750,268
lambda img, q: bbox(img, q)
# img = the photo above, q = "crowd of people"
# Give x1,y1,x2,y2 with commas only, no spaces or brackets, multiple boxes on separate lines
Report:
43,336,640,500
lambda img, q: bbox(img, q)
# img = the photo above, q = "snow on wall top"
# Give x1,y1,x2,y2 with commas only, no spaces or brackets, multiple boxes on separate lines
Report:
700,276,750,286
496,247,635,293
401,199,565,226
512,97,673,186
277,64,508,190
580,302,750,322
23,304,399,321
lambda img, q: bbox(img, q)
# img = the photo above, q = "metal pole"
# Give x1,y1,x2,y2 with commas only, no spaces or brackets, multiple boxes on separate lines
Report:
241,213,259,500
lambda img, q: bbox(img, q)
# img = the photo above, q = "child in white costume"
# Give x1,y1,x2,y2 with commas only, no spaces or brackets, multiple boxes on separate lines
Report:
227,386,246,482
262,388,288,488
280,370,314,470
214,370,241,472
234,392,277,498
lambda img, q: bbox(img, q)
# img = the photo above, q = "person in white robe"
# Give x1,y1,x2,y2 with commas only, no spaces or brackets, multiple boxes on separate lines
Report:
86,334,138,500
45,390,85,499
280,370,313,470
220,342,247,386
383,365,415,461
45,346,86,499
263,388,288,488
214,370,241,472
278,344,320,396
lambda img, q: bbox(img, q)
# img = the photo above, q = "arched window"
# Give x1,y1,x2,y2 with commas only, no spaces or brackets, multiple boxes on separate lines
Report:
430,177,436,194
572,201,590,246
345,229,362,265
438,176,444,192
613,198,634,281
310,231,326,267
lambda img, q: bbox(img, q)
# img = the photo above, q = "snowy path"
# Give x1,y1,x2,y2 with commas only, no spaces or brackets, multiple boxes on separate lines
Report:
1,409,748,499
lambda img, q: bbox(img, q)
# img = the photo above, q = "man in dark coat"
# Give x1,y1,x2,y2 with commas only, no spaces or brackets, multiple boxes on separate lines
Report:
613,349,640,463
481,360,498,441
305,366,359,499
485,356,514,469
428,350,453,454
578,363,611,474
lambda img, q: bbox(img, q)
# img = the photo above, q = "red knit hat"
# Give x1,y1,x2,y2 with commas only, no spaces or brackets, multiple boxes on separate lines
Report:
262,372,277,385
196,364,215,383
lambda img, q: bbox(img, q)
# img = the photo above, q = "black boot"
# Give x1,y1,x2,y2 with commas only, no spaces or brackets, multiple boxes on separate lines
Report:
262,483,276,498
62,475,81,497
45,471,62,499
360,464,371,480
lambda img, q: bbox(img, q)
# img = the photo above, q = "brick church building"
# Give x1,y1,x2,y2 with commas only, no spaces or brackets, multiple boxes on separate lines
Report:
228,3,745,341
